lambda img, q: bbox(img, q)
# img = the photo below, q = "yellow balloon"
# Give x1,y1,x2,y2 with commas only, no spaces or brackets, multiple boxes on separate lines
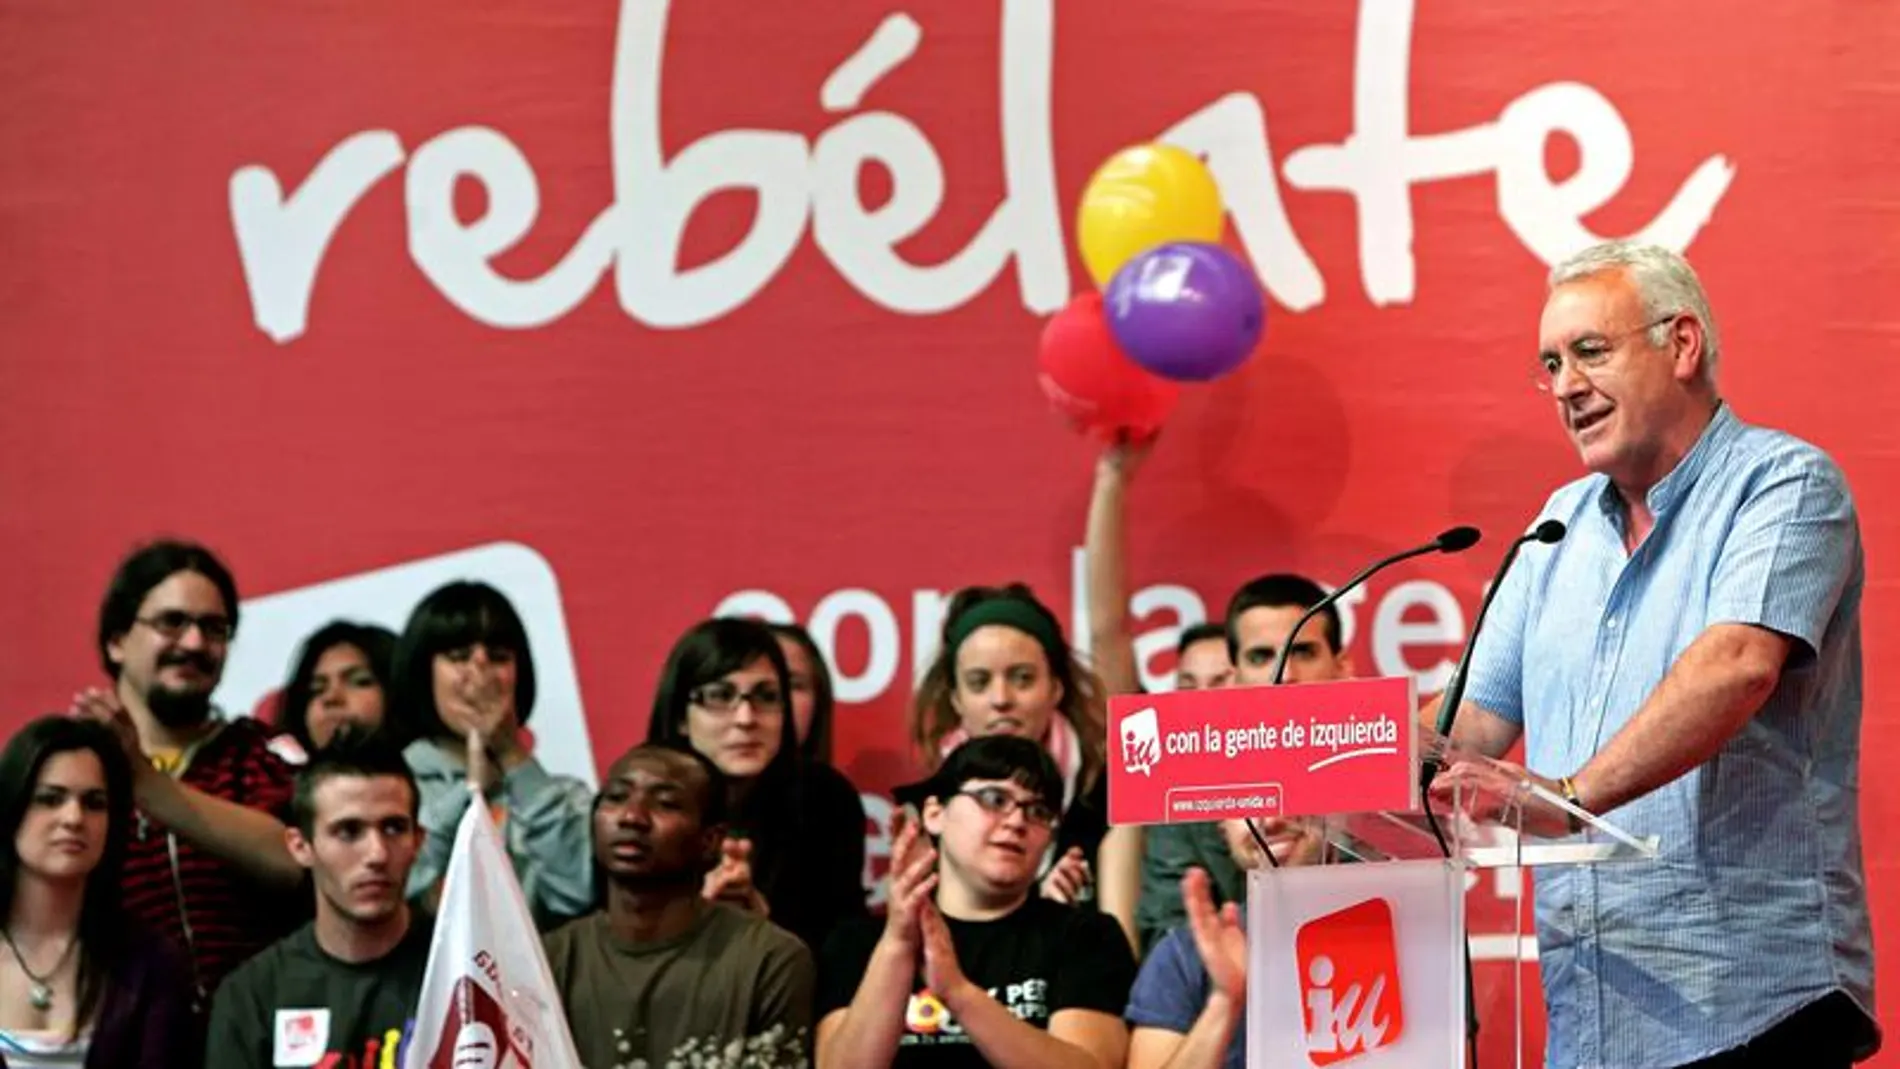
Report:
1076,143,1224,288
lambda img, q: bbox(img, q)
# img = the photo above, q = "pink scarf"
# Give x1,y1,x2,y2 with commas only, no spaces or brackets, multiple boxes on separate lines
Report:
936,712,1084,813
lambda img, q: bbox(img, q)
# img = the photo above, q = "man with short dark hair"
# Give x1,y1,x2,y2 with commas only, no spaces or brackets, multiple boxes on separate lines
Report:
1134,573,1354,953
204,730,433,1068
72,539,303,1010
1222,572,1351,687
545,742,815,1068
1171,623,1233,692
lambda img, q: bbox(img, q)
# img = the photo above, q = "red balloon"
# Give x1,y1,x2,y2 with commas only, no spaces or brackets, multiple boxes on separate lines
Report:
1037,293,1180,442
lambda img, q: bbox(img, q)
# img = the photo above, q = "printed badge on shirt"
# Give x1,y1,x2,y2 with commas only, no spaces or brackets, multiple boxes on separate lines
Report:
901,980,1049,1045
274,1008,331,1067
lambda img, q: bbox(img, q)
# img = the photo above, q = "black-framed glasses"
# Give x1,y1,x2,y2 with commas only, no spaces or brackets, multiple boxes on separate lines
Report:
957,786,1060,828
689,680,785,716
1532,314,1677,393
135,611,233,644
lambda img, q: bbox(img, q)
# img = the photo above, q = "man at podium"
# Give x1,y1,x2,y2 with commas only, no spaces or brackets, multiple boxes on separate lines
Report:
1428,242,1878,1067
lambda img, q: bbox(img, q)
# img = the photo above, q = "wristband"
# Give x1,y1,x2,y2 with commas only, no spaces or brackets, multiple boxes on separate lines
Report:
1558,776,1585,833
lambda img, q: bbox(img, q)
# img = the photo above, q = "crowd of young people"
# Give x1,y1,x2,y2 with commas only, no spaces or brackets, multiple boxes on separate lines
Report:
0,420,1327,1069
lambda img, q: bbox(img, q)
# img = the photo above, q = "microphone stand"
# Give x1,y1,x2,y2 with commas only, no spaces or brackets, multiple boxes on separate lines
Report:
1422,520,1566,791
1417,519,1565,1069
1267,527,1481,687
1246,528,1481,872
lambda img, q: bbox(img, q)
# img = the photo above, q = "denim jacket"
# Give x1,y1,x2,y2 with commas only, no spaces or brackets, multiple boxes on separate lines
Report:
402,739,596,931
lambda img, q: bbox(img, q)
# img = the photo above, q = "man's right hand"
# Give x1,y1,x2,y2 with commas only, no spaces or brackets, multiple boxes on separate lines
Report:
1182,867,1247,1004
71,688,152,781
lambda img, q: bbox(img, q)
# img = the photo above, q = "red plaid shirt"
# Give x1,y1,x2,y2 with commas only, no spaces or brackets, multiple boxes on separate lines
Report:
122,716,304,1007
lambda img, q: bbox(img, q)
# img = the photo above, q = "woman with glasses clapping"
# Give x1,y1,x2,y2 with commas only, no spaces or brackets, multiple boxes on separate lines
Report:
646,618,869,955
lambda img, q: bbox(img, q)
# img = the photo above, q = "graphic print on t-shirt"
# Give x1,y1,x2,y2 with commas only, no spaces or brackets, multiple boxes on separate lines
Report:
900,978,1050,1047
273,1008,329,1066
271,1011,414,1069
816,897,1137,1068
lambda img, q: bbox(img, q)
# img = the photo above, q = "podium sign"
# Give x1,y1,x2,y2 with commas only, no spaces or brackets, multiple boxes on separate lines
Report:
1107,677,1418,826
1247,859,1466,1069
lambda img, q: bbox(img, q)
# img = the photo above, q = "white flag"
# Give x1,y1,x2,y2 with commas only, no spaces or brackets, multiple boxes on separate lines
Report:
403,797,584,1069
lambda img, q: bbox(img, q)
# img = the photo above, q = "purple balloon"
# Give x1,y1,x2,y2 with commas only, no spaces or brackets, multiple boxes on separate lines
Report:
1103,242,1265,382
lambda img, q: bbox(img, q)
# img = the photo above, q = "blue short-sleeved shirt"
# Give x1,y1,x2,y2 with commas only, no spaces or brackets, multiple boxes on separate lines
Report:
1467,404,1877,1068
1125,923,1245,1069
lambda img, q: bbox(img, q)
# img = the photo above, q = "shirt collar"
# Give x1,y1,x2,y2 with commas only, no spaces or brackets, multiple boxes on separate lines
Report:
1595,401,1740,520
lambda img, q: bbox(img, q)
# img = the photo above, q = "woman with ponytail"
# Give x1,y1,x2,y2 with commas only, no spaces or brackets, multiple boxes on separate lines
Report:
904,584,1137,942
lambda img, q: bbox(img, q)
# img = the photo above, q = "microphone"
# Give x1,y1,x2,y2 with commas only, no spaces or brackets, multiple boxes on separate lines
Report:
1267,526,1484,686
1421,519,1567,789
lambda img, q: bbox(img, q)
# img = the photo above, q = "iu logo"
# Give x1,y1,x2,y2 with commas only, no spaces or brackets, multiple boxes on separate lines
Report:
271,1008,329,1068
1120,708,1161,777
1295,898,1404,1065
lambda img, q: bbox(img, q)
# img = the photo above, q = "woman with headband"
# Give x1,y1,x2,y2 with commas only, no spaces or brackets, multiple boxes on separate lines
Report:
904,583,1139,944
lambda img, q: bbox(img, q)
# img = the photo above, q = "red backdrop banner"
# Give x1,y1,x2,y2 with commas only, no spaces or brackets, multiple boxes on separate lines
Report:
4,1,1896,1062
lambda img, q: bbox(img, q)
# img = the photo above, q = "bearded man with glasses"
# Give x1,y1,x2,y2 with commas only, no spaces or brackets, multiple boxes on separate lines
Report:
68,539,305,1017
1427,242,1878,1067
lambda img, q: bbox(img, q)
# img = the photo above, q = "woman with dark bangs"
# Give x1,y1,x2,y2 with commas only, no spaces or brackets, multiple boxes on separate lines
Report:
0,716,192,1068
267,621,399,765
647,618,869,954
392,582,594,931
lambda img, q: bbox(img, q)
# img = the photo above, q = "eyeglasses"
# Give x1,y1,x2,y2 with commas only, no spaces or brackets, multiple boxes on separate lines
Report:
689,681,785,715
957,786,1060,828
1531,314,1677,393
135,611,233,644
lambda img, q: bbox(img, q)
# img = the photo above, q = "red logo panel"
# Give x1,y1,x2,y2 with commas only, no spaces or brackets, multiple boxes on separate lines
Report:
1296,898,1406,1065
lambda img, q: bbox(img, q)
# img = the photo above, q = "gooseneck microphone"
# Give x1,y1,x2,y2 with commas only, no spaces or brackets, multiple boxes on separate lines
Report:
1421,519,1567,790
1267,526,1484,686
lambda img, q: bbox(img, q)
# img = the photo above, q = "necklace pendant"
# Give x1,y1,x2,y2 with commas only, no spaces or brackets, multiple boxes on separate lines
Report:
28,981,51,1012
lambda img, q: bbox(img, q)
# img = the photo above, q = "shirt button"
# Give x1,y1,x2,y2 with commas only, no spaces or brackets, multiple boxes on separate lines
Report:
1606,617,1620,630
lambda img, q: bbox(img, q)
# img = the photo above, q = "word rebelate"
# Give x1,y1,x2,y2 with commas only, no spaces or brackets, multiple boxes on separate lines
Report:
230,0,1734,343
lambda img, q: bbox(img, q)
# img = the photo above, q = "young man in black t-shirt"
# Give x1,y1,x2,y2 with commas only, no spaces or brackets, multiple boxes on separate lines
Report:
816,735,1136,1068
204,732,433,1069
